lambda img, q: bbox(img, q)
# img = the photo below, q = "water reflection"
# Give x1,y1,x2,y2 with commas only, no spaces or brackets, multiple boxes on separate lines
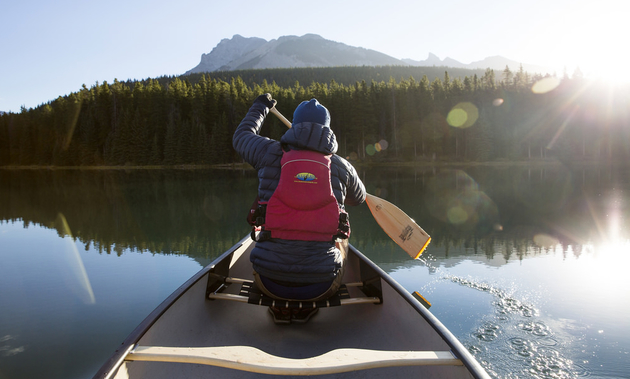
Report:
0,169,258,264
2,166,628,266
355,165,630,267
424,170,500,229
1,165,629,379
0,221,205,379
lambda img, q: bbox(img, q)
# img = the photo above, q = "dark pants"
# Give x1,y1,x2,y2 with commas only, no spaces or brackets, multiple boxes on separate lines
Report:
253,240,347,302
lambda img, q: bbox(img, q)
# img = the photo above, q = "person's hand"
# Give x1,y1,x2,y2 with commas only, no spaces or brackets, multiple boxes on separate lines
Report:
254,93,277,109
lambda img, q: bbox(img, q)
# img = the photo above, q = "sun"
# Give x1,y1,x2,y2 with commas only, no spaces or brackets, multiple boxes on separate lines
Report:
583,62,630,85
531,2,630,84
577,34,630,85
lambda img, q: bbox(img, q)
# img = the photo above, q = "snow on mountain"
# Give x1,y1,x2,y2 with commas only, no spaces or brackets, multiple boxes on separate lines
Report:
187,34,554,76
185,34,405,74
187,34,267,74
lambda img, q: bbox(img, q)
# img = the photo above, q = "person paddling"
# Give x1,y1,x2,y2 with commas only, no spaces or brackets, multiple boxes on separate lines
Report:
233,94,366,324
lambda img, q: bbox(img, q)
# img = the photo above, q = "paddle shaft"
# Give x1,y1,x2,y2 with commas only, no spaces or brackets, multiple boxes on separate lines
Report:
268,105,431,259
270,107,292,128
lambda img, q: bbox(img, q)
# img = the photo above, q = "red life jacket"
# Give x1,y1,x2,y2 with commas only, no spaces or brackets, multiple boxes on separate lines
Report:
263,149,342,242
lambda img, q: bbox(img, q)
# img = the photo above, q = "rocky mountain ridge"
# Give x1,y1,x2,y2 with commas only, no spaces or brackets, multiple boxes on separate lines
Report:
186,34,553,75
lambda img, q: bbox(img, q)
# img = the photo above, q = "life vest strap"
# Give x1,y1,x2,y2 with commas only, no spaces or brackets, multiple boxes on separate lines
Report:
250,205,350,242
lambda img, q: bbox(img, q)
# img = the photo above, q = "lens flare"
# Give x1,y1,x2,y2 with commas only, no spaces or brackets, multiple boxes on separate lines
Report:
372,140,389,153
203,195,224,222
447,102,479,128
62,99,82,150
513,168,573,213
447,205,469,224
56,213,95,304
447,108,468,127
493,98,504,106
366,144,376,156
532,77,561,94
425,170,499,230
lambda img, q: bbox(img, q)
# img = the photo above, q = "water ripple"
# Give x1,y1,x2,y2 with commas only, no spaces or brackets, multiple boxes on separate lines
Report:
474,321,501,342
447,275,582,379
520,321,551,337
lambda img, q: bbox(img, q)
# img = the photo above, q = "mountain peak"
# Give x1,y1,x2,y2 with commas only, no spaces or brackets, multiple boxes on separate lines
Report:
301,33,325,39
185,34,405,75
185,35,553,76
189,35,267,74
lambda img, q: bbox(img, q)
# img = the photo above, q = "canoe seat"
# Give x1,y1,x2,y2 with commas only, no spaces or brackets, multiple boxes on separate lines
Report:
208,277,381,308
125,345,463,375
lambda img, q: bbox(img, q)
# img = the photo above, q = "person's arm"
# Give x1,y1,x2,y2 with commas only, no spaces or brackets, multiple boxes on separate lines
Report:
331,156,366,207
232,94,277,169
344,163,366,206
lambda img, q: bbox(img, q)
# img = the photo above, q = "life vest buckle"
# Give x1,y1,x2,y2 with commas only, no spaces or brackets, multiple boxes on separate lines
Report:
335,211,350,240
254,204,267,227
251,229,271,242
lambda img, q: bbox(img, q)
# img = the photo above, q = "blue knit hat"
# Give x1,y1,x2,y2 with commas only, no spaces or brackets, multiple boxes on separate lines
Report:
292,99,330,127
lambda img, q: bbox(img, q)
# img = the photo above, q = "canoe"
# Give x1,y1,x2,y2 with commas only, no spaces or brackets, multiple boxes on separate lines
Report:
93,236,490,379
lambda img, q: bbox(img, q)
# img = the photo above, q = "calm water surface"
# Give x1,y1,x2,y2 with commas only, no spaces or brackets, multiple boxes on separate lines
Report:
1,166,629,379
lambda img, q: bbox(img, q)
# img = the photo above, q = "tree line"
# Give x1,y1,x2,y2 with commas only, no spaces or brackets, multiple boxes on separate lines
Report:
1,65,628,167
2,166,609,262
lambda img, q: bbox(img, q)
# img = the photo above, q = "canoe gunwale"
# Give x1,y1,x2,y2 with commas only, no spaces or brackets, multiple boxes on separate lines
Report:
347,244,490,379
92,236,490,379
92,235,252,379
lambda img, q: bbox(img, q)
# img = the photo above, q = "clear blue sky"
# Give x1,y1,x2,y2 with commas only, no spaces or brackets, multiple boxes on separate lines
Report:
1,0,626,113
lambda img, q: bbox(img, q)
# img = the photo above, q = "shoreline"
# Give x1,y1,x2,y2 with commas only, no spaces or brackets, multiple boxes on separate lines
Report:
0,158,626,171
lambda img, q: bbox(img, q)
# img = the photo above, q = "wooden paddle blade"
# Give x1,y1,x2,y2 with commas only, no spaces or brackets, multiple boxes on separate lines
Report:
365,194,431,259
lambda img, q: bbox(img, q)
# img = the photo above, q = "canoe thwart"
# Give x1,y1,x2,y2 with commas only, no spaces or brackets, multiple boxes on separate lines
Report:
208,280,381,308
126,345,463,376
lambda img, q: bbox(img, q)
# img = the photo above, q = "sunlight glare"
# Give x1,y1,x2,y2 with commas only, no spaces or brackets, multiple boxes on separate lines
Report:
56,213,96,304
532,77,561,94
581,240,630,288
539,2,630,84
533,233,560,248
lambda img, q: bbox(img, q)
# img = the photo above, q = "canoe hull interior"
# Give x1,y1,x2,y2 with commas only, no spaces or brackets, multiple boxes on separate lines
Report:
97,237,488,379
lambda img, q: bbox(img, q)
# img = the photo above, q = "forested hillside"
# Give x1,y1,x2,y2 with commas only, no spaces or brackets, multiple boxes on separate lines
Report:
1,66,628,167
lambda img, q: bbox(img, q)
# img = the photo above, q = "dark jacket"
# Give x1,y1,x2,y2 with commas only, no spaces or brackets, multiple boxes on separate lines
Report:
233,99,366,283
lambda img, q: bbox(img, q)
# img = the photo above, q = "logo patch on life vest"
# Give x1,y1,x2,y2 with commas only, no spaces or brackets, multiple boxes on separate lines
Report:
295,172,317,182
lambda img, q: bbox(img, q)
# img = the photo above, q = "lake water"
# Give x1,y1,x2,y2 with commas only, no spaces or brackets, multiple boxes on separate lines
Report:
1,166,629,379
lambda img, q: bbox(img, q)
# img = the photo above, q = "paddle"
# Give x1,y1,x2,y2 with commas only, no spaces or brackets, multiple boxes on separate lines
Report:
269,107,431,259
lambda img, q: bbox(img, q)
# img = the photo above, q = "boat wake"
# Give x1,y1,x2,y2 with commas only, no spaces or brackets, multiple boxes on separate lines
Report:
444,275,588,379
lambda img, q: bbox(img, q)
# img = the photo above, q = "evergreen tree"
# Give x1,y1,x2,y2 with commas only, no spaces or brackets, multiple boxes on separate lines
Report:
163,109,181,165
482,69,496,90
470,107,494,161
502,66,513,88
514,64,528,89
4,65,629,167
